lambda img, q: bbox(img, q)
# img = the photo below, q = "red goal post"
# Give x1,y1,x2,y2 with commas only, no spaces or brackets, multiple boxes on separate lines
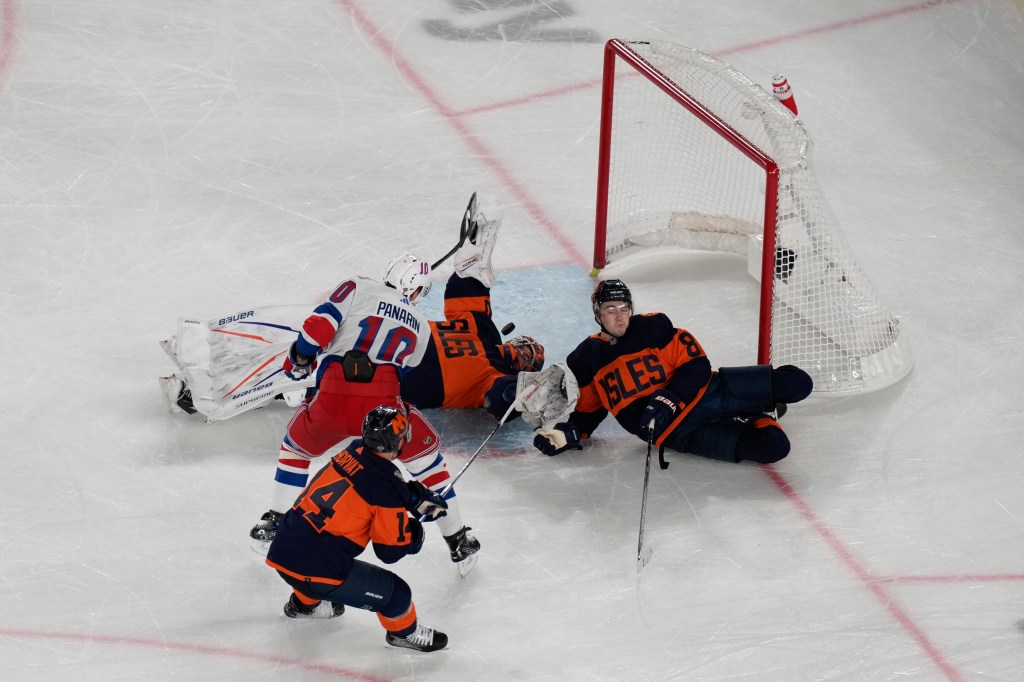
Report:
592,39,912,396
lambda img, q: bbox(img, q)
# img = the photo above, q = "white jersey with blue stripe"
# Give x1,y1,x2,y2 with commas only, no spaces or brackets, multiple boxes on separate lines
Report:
296,275,429,370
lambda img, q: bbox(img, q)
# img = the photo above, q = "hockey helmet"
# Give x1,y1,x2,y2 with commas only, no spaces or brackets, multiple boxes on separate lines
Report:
362,405,412,454
501,335,545,373
383,253,432,304
591,279,633,316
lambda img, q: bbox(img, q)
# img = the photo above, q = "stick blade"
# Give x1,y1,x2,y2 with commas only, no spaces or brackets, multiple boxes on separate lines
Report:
636,544,654,573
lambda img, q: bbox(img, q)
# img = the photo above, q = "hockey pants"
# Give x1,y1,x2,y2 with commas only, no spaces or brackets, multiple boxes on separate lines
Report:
271,362,465,535
661,365,802,464
277,562,419,637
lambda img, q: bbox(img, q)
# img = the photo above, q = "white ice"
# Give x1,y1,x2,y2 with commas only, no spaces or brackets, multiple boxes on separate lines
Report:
1,1,1023,681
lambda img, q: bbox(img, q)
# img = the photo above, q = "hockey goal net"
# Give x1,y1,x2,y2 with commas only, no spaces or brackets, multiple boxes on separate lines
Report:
593,39,912,395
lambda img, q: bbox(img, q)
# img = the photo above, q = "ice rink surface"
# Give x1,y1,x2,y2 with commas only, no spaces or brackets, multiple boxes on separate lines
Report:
2,1,1023,680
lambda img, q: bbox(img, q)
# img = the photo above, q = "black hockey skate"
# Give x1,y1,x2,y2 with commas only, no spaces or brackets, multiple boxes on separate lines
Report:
444,526,480,577
283,593,345,619
175,384,197,414
385,623,448,652
159,374,197,415
444,526,480,562
735,403,787,425
250,509,284,554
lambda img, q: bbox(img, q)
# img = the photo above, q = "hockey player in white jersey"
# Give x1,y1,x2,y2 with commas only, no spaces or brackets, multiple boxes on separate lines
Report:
249,252,480,571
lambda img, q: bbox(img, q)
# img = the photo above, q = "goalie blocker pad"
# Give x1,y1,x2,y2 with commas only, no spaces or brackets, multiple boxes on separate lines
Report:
515,362,579,432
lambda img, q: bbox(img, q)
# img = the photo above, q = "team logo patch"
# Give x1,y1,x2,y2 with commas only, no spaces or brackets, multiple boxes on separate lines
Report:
422,436,434,445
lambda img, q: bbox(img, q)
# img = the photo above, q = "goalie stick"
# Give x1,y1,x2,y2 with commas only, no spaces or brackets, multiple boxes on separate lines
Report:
637,419,656,572
430,191,478,270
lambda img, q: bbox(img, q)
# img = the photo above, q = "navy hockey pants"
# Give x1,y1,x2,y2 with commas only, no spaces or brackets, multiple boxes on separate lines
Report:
662,365,780,463
277,560,417,636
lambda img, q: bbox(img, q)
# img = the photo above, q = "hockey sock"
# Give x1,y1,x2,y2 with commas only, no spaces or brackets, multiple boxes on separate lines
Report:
293,591,320,607
272,437,313,512
771,365,813,404
378,581,417,637
735,417,790,464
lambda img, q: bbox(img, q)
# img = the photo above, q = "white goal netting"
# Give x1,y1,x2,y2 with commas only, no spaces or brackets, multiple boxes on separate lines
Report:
594,40,912,395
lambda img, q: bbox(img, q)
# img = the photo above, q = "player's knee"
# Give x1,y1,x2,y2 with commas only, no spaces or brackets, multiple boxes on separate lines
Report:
380,576,412,619
735,420,790,463
408,407,439,441
772,365,813,404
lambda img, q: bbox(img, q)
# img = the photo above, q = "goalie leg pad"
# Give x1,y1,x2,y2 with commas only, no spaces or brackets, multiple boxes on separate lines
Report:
454,213,502,288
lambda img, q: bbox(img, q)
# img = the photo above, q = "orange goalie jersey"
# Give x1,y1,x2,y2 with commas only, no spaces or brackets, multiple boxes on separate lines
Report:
401,274,536,418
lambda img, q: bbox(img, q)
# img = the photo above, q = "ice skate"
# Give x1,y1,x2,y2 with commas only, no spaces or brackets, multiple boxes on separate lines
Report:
444,526,480,577
159,374,197,415
283,593,345,619
250,509,284,555
385,623,448,652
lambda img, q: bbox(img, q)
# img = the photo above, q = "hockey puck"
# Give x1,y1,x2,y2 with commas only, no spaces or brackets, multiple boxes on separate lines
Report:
501,322,515,335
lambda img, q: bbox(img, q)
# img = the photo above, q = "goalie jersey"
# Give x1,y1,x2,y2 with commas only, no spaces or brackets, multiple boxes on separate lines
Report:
401,274,521,418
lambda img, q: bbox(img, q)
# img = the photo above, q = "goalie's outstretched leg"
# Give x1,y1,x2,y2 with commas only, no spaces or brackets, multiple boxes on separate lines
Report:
453,205,502,288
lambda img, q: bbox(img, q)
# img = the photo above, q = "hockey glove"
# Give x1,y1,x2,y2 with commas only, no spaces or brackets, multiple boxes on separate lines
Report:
406,481,449,521
533,422,582,456
405,516,425,555
282,341,315,380
641,389,680,440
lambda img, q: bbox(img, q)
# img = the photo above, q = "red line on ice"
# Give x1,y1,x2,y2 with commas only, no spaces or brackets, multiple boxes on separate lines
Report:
0,628,389,682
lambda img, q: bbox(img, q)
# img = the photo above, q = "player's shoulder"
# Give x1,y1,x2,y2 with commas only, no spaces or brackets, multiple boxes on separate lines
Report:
345,444,408,507
627,312,677,343
566,332,611,384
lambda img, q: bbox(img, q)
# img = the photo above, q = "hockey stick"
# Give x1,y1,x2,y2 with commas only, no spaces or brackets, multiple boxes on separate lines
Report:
430,379,543,508
637,419,656,572
429,191,478,270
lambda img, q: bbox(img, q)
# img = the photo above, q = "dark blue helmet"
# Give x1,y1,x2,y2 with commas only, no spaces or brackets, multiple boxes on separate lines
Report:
591,279,633,315
362,405,411,453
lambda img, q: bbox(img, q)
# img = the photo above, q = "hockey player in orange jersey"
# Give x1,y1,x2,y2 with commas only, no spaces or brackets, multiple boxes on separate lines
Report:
249,250,484,574
249,204,538,575
400,271,544,420
533,279,813,464
266,404,449,652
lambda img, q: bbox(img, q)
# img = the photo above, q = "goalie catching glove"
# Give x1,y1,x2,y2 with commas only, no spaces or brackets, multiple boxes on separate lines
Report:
283,341,316,380
533,422,582,456
406,481,448,521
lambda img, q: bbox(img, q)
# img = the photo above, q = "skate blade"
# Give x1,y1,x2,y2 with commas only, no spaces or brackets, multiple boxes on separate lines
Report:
456,553,478,578
250,537,271,557
637,545,654,573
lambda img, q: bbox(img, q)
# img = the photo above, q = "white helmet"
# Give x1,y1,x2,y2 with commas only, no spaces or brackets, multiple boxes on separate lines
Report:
383,253,432,304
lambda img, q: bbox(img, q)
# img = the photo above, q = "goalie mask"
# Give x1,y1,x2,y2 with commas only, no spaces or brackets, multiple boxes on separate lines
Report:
362,404,412,455
500,335,545,373
383,253,432,304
